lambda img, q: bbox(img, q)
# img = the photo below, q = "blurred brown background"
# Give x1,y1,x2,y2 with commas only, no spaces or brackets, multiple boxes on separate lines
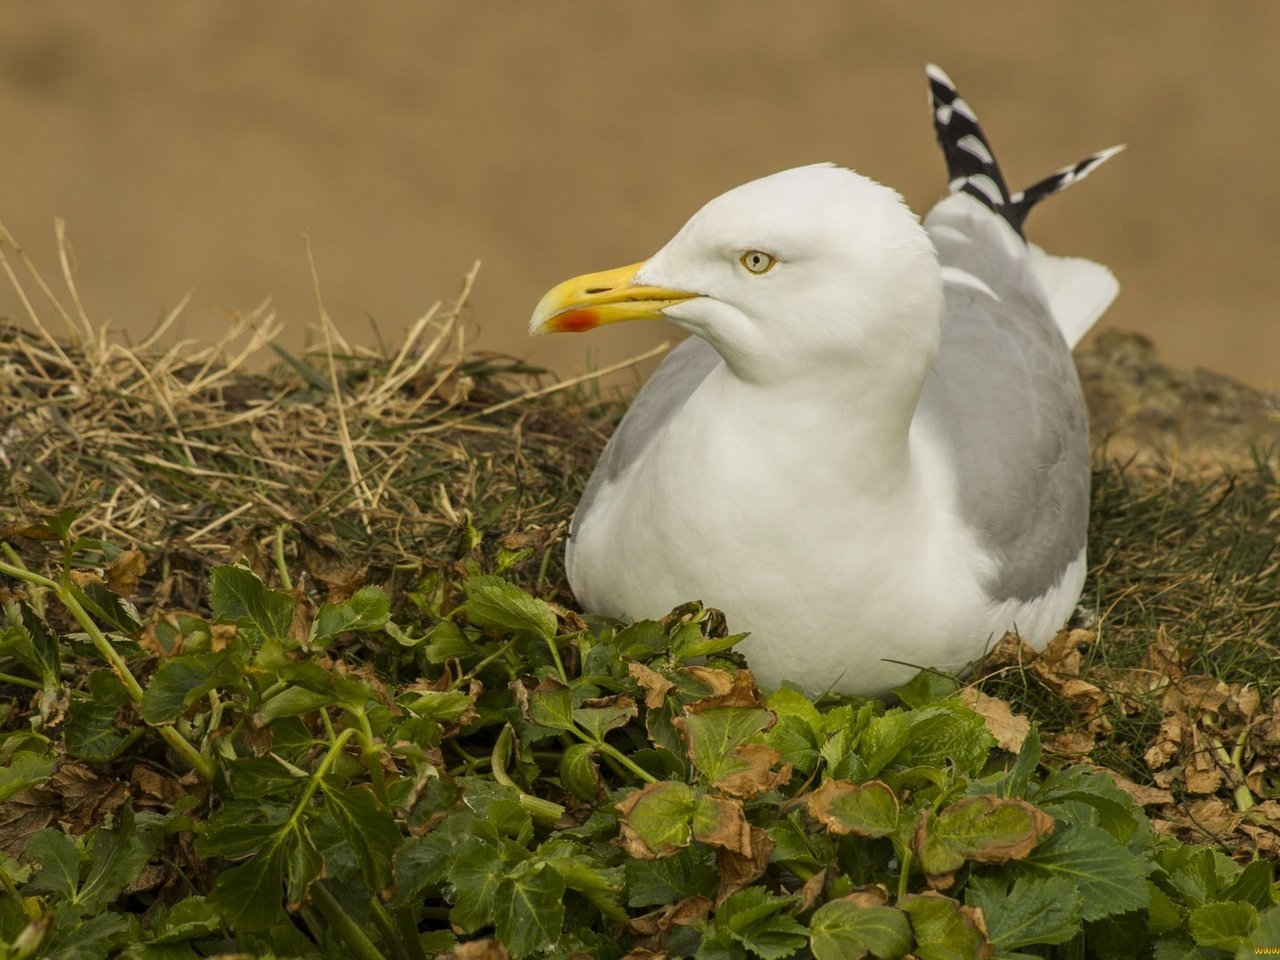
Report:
1,2,1276,391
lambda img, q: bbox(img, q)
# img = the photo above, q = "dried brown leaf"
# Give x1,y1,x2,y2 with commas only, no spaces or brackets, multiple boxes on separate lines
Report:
106,548,147,597
715,826,774,902
959,688,1030,752
628,662,675,710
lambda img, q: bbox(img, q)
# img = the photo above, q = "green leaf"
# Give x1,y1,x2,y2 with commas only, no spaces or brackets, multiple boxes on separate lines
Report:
544,855,626,922
494,860,566,959
319,782,401,892
559,743,601,801
209,564,294,644
1189,901,1258,951
572,698,638,742
139,651,240,724
1220,858,1273,910
309,585,390,647
24,829,80,899
403,689,475,723
144,895,223,945
284,823,324,911
710,887,808,960
861,700,993,778
1023,823,1150,921
65,670,134,762
254,685,338,723
197,813,290,859
73,581,143,634
1246,906,1280,956
447,837,506,932
891,670,961,708
900,894,990,960
810,898,912,960
914,796,1054,886
463,576,557,640
0,751,56,803
207,834,287,931
523,679,575,732
965,873,1082,950
77,808,160,914
0,602,60,683
624,846,720,908
669,626,747,662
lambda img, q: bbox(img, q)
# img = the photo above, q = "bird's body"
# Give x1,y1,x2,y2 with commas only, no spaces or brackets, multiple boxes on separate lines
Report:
531,66,1120,697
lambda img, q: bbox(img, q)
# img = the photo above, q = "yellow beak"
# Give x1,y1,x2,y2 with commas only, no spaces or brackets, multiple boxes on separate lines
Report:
529,261,697,334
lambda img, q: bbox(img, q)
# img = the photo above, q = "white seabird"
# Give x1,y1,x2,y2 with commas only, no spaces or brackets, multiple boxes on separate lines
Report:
529,65,1122,698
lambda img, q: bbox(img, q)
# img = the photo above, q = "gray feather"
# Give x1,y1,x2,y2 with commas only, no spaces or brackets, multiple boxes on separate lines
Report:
918,196,1089,602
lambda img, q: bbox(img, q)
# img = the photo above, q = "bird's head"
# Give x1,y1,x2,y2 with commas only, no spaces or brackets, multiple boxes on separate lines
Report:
530,164,943,385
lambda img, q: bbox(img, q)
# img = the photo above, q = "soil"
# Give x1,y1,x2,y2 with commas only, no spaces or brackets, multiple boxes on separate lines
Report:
0,2,1277,392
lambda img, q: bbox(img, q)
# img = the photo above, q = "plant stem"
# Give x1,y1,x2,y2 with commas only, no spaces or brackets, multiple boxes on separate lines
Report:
274,525,293,591
594,739,657,784
0,557,215,781
310,881,389,960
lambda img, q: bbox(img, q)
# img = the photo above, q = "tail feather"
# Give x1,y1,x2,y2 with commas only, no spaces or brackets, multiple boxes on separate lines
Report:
926,63,1122,239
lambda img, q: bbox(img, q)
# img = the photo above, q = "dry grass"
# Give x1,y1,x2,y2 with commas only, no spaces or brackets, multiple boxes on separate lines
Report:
2,219,1279,859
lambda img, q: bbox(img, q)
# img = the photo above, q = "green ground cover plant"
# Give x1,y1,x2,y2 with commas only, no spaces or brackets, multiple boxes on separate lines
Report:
1,239,1278,957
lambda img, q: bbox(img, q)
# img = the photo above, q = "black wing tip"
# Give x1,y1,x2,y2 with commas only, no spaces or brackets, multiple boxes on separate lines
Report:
925,63,1018,232
925,65,1123,238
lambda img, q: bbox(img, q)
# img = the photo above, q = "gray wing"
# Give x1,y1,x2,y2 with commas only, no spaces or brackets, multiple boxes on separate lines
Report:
918,198,1090,602
571,335,723,537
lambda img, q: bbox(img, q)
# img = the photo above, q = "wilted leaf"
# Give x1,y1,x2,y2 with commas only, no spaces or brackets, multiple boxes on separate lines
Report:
691,793,751,858
616,781,695,859
674,700,776,790
715,826,774,903
806,779,899,838
809,896,912,960
913,795,1054,889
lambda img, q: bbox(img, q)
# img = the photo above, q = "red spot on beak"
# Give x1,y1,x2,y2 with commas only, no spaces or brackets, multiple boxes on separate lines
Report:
552,309,598,332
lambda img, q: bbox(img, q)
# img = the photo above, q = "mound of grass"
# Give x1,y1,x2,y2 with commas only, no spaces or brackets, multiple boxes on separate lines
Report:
1,226,1278,957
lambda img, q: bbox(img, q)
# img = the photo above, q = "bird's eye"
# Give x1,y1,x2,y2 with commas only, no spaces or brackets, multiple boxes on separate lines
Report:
739,250,777,275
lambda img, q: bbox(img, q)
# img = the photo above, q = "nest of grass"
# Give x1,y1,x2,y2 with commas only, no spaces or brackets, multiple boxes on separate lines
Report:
2,219,1279,858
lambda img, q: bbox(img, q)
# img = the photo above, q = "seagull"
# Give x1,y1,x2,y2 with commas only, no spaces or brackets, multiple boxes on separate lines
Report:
529,65,1121,698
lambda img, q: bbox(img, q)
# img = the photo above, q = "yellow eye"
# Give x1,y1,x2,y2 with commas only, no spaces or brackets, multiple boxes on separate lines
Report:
739,250,777,275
